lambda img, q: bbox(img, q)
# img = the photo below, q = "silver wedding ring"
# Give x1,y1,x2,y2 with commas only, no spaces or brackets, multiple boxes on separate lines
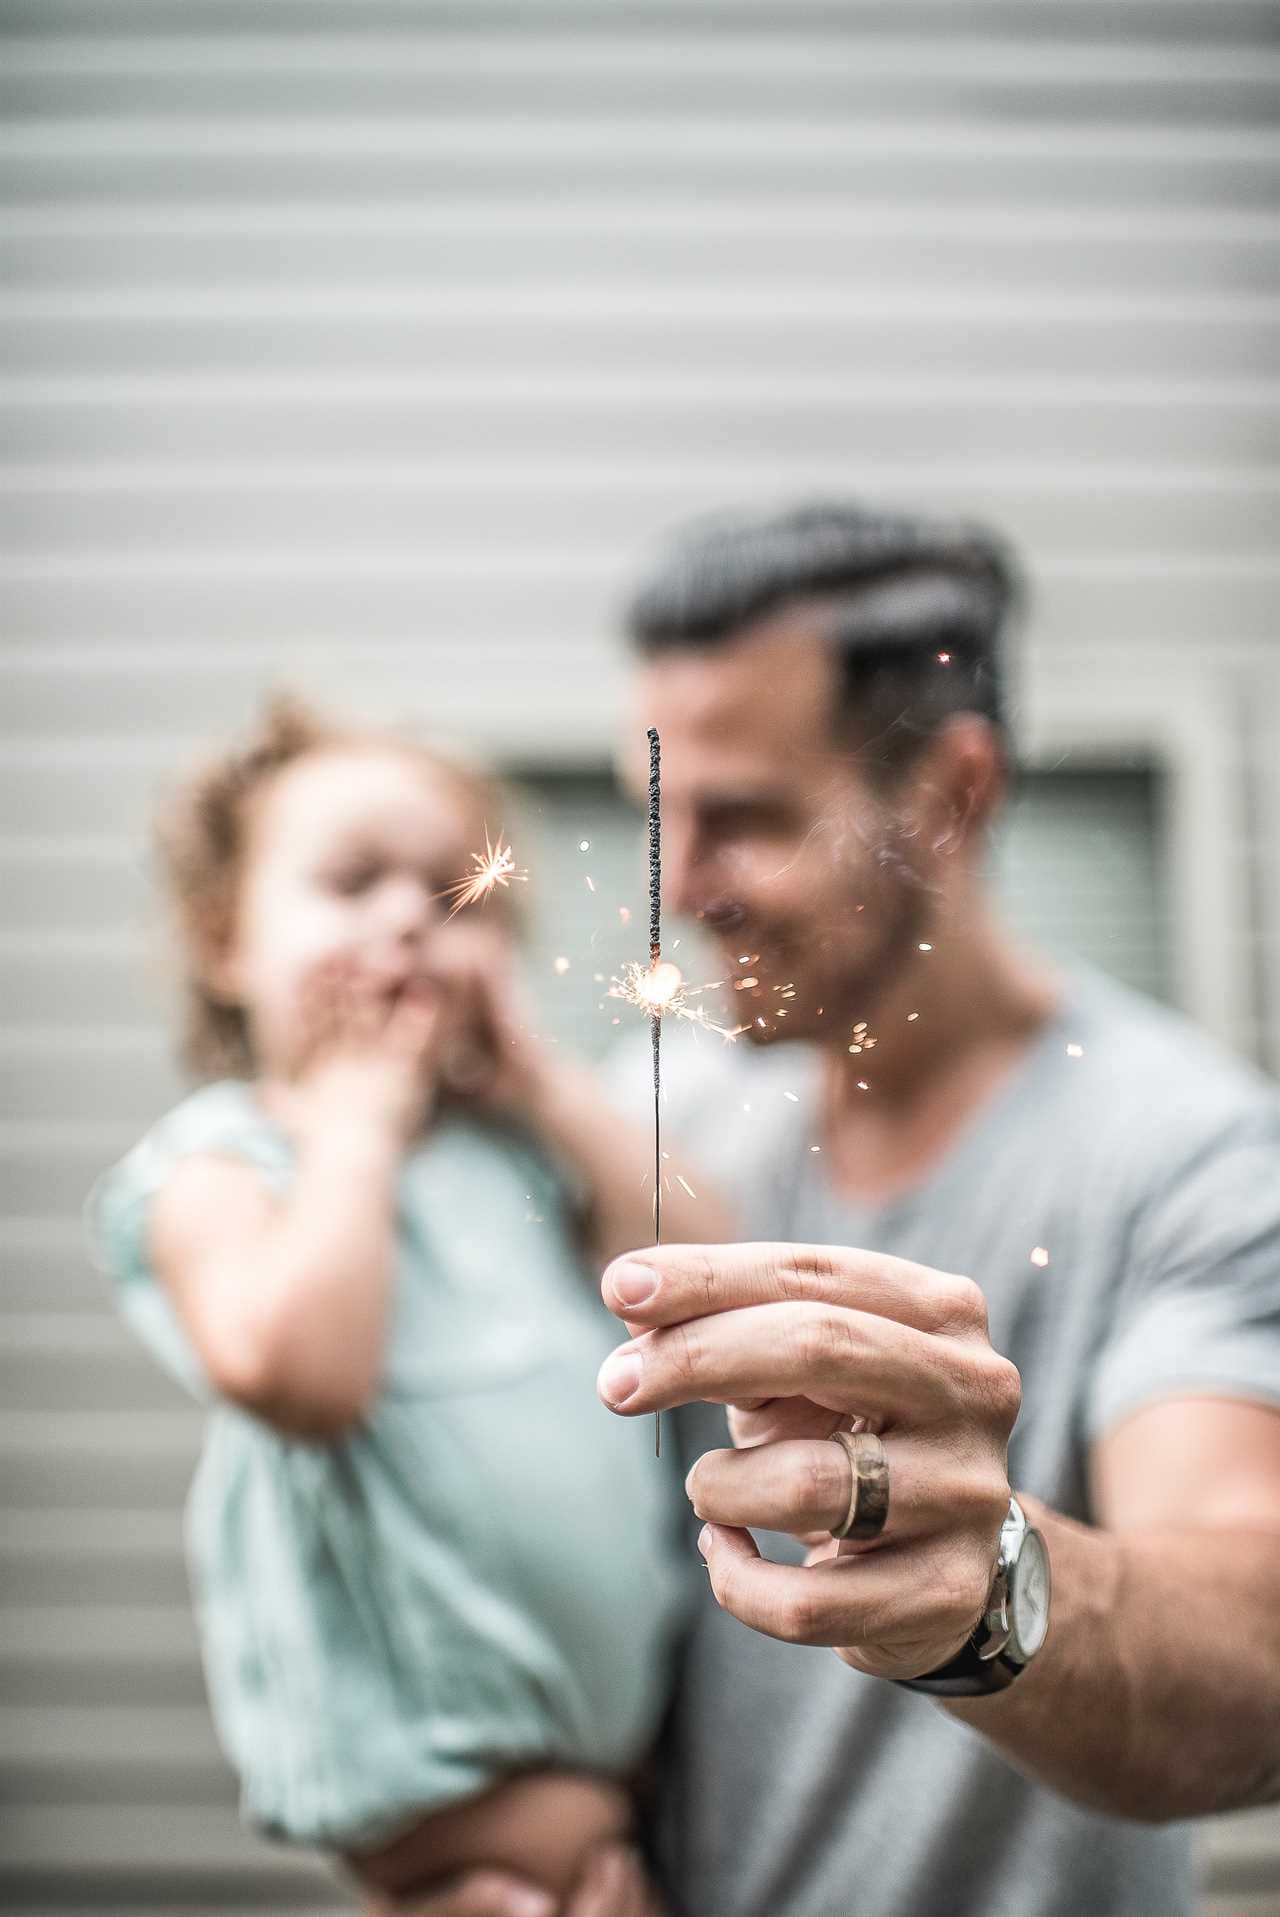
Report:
829,1429,891,1541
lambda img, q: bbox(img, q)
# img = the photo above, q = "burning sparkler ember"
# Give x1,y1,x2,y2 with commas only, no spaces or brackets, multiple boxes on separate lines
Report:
442,828,528,916
608,959,742,1040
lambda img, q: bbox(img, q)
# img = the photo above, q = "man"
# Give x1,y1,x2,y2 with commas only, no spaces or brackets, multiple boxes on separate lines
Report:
413,502,1280,1917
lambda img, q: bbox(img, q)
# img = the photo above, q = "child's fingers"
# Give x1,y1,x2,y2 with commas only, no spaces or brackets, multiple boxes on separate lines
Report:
387,984,441,1058
373,1871,555,1917
566,1846,664,1917
297,956,346,1050
348,973,389,1042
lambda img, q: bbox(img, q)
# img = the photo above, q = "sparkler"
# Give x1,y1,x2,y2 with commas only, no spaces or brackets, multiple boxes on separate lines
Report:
605,735,744,1454
442,826,528,917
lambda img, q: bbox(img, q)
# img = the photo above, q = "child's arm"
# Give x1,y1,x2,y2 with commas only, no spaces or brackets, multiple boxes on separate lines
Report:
150,969,438,1440
433,924,732,1267
523,1053,731,1267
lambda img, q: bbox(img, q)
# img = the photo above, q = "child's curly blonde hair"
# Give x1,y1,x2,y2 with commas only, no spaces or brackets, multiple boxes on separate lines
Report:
156,694,517,1081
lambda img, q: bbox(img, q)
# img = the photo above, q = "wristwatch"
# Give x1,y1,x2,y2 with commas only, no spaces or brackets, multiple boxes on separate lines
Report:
894,1496,1051,1696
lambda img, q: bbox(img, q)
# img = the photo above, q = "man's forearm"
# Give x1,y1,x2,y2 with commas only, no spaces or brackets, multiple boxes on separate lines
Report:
946,1499,1280,1820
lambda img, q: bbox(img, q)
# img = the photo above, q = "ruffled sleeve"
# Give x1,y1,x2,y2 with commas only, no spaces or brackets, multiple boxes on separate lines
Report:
84,1082,293,1399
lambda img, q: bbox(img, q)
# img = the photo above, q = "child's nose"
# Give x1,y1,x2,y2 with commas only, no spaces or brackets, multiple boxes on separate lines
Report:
381,875,433,938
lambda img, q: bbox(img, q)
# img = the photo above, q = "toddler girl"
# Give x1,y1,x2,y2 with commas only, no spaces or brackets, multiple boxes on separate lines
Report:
87,698,707,1908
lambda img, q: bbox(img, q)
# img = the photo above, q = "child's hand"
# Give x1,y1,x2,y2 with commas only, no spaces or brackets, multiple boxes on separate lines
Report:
278,955,442,1150
428,922,553,1126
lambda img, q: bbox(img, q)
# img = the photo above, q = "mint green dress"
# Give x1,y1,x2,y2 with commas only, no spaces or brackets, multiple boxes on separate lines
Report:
87,1082,691,1849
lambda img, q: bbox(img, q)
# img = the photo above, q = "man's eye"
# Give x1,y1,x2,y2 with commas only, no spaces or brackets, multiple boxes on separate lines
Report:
704,806,786,839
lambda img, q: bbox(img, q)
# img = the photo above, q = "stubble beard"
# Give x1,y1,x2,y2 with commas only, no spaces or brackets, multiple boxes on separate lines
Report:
739,876,930,1048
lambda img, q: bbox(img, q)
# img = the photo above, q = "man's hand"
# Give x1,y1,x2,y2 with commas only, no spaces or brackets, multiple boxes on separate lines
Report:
598,1241,1020,1681
359,1842,665,1916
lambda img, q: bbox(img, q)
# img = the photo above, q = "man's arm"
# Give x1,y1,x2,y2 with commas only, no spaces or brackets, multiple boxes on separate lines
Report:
596,1241,1280,1825
945,1396,1280,1820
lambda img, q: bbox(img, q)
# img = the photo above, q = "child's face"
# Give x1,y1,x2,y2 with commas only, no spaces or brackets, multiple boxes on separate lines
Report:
216,747,477,1076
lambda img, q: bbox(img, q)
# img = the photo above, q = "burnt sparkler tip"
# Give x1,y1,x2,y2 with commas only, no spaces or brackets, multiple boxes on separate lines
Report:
648,728,662,1466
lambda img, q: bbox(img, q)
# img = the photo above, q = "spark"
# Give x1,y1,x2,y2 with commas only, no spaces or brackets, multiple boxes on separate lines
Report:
809,1144,821,1153
734,976,760,990
579,839,591,851
443,827,528,915
857,1080,869,1092
918,942,933,953
783,1090,800,1103
1066,1042,1084,1058
585,875,596,893
938,651,952,665
608,958,742,1041
1030,1246,1050,1268
907,1011,920,1022
553,956,571,975
618,905,632,925
676,1174,697,1200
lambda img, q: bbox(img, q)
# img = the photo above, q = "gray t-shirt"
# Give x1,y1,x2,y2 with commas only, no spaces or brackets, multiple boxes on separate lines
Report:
610,968,1280,1917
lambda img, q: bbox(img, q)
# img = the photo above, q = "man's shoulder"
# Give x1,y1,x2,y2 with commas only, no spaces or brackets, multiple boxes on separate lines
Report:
1053,969,1280,1171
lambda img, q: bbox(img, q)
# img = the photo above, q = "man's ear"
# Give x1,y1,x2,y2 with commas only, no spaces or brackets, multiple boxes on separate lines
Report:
903,716,1005,860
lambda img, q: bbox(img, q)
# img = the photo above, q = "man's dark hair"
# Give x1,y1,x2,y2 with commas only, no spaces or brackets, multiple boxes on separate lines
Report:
624,500,1018,776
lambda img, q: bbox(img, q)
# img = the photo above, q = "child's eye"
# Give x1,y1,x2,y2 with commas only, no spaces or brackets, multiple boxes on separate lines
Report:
326,863,379,897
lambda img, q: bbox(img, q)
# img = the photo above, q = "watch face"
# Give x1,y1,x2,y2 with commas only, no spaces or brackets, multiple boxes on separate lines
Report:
1010,1529,1051,1659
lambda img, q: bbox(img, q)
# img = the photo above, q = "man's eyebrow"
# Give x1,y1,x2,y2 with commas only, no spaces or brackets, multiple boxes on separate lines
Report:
695,789,793,816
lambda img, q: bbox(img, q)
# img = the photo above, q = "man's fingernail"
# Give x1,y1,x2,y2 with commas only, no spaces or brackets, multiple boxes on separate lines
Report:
597,1348,643,1408
608,1259,659,1307
697,1523,712,1558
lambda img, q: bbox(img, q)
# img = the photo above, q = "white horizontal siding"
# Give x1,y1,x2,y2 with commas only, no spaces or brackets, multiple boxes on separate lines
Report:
2,1,1277,1908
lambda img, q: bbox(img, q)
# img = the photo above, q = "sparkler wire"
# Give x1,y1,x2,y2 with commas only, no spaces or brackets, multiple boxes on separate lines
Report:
647,727,662,1459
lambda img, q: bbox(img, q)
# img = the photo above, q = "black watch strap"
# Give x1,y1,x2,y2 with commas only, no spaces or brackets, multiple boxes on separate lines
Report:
892,1497,1049,1697
892,1637,1022,1696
